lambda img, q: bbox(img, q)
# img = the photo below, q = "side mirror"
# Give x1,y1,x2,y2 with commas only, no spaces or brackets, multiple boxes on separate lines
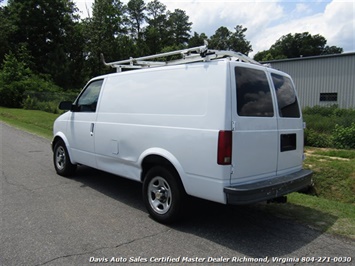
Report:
58,101,74,111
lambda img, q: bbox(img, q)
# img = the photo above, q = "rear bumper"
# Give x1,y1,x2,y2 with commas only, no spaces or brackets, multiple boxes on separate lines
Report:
224,169,313,205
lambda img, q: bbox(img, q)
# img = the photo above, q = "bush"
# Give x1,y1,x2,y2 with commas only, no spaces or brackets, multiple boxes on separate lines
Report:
304,129,332,148
22,89,78,114
303,114,336,134
303,106,355,149
22,96,60,114
22,95,39,110
303,105,338,117
0,54,55,108
0,53,32,107
0,51,75,111
332,123,355,149
0,80,27,108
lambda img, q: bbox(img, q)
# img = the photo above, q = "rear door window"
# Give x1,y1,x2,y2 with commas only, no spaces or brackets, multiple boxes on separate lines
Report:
235,67,274,117
271,73,300,118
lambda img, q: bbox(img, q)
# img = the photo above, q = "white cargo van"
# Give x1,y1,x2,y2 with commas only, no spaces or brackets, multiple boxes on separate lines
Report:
52,46,312,223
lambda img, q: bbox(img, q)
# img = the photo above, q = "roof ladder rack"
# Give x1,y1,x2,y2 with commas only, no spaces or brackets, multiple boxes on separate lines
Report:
101,44,260,72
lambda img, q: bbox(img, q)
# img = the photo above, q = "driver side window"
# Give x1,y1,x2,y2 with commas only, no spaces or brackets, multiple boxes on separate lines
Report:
76,79,103,112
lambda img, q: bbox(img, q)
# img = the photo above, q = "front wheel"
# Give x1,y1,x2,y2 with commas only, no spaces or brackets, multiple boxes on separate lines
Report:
53,139,77,177
142,166,185,224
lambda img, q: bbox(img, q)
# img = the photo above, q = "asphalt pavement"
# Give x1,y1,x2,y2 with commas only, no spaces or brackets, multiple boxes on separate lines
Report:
0,122,354,266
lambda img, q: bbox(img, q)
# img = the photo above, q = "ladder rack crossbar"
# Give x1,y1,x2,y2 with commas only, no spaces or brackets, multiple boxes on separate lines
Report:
210,50,260,65
102,45,207,67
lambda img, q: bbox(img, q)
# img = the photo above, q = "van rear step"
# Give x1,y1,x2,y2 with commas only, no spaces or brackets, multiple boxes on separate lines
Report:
224,169,312,205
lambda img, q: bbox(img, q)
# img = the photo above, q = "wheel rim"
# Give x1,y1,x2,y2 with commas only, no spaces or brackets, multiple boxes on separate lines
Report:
55,146,66,171
147,176,172,215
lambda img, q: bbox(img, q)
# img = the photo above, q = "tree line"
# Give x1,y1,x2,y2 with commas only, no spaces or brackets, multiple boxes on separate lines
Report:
0,0,343,108
0,0,253,90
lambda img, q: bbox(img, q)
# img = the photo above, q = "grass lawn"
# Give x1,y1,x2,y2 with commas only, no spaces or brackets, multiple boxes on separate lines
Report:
263,192,355,239
304,148,355,204
1,107,354,239
0,107,59,139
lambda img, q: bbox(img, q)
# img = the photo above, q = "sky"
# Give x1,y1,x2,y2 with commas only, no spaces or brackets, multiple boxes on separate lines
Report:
2,0,354,57
73,0,355,57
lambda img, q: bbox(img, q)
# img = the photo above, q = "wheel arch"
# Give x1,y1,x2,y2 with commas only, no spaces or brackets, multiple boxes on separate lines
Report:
139,149,186,194
52,133,77,165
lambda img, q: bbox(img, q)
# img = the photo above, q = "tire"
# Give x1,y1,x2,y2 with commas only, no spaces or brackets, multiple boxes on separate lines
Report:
53,139,77,177
142,166,185,224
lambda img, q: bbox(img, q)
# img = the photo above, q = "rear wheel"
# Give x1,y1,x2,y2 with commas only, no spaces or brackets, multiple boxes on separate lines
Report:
143,166,185,224
53,140,77,177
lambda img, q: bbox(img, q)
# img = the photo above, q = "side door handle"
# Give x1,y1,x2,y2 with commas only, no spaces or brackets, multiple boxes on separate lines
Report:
90,123,95,136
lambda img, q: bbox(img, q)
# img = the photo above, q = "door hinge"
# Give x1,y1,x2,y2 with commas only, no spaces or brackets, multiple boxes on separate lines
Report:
231,164,234,174
232,121,236,131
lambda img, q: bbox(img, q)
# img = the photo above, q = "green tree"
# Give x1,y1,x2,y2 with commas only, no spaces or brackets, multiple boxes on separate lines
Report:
208,25,252,55
144,0,168,54
146,0,166,22
254,32,343,61
323,45,344,55
127,0,146,41
188,32,208,48
167,9,192,46
0,3,15,66
0,50,60,108
253,49,288,61
0,52,31,107
6,0,80,89
65,21,89,88
228,25,252,55
86,0,127,76
209,26,230,50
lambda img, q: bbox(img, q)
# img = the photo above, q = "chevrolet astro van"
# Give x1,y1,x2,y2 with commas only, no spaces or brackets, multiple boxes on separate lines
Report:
52,46,313,223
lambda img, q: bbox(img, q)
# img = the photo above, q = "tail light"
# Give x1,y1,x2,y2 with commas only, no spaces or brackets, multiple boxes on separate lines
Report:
217,130,232,165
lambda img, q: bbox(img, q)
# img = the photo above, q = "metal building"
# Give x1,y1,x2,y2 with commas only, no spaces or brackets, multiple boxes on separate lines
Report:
264,52,355,109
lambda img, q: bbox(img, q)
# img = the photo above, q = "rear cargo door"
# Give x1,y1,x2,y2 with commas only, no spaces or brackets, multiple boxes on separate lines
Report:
270,72,304,175
230,65,278,182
